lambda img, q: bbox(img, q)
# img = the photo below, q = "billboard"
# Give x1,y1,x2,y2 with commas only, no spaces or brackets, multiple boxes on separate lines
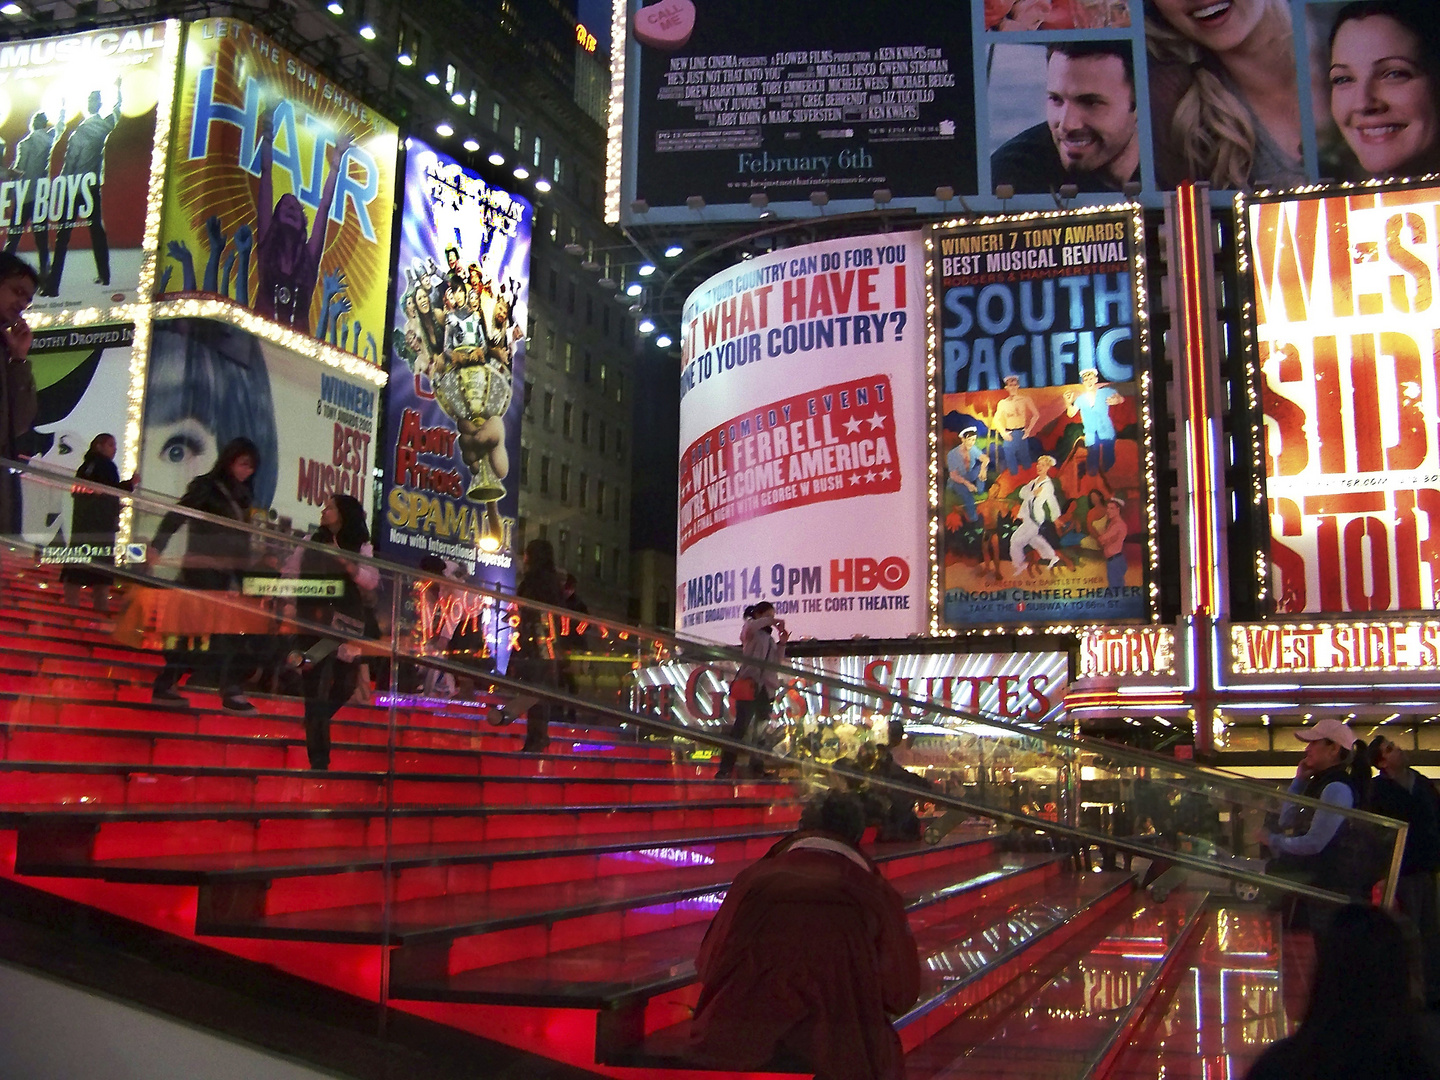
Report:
1248,185,1440,615
154,19,399,357
138,318,379,538
675,232,928,644
377,140,531,588
626,1,974,210
615,0,1440,221
21,323,134,548
0,24,173,316
934,209,1151,628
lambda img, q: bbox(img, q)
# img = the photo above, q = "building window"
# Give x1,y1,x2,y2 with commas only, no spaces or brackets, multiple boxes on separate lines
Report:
533,135,543,168
564,341,573,373
469,88,479,115
597,420,607,454
567,278,576,315
548,212,559,242
616,428,625,459
562,401,573,438
613,487,622,521
615,371,624,404
543,391,554,429
513,124,524,152
593,543,603,580
583,351,592,383
519,447,530,487
602,306,610,336
552,155,563,184
581,411,590,445
596,479,606,518
492,101,502,130
610,547,620,583
445,63,457,94
558,528,568,566
515,516,526,548
537,521,548,541
578,472,588,509
523,379,534,415
548,268,557,301
539,455,551,495
585,294,593,326
599,363,607,393
545,327,555,358
559,464,570,503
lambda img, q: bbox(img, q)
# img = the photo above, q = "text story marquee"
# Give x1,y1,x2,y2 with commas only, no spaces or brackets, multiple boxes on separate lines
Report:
675,233,927,643
934,213,1150,629
1252,187,1440,615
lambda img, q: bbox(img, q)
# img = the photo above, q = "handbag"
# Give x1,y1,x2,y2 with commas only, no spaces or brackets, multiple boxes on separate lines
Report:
730,676,757,701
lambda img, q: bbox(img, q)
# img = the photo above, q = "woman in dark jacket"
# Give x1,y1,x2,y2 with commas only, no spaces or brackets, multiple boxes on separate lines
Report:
147,437,262,713
284,493,378,771
509,539,564,753
61,433,135,612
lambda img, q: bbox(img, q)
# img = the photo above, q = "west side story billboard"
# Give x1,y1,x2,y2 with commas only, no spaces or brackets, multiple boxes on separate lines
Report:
934,208,1154,628
378,139,531,588
615,0,1440,221
1249,184,1440,615
675,233,928,645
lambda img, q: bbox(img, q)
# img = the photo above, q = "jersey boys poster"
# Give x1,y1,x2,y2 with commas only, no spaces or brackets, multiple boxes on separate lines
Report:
155,19,398,357
0,23,174,318
676,232,928,644
1250,186,1440,615
935,210,1151,628
378,139,531,588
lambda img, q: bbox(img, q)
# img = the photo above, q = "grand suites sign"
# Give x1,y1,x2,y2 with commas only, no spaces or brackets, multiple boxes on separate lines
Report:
634,650,1068,727
1230,621,1440,676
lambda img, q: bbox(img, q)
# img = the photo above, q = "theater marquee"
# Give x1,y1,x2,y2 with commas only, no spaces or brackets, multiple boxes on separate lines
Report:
1230,621,1440,676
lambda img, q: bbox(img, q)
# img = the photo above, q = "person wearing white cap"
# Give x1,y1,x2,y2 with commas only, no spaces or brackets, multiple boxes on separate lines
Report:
946,426,989,523
1264,719,1371,898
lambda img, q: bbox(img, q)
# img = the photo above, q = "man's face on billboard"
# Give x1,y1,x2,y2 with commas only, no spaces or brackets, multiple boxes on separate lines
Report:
1045,52,1137,179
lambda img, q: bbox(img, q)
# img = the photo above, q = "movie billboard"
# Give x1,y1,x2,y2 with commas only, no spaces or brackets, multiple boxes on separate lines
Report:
154,19,399,358
675,232,928,645
137,317,379,539
377,140,530,589
617,0,1440,220
0,24,173,317
21,323,133,550
1249,186,1440,615
935,209,1151,628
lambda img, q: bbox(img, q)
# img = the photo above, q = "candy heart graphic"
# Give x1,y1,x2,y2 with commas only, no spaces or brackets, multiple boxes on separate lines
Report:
634,0,695,50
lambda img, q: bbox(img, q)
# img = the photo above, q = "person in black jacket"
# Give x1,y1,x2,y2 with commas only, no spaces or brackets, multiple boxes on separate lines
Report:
61,433,135,611
147,437,261,713
509,539,564,753
1245,905,1440,1080
284,493,378,771
1370,735,1440,1005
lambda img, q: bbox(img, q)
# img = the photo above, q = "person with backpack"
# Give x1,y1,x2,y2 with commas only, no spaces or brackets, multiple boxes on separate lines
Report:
715,602,790,781
1263,718,1376,905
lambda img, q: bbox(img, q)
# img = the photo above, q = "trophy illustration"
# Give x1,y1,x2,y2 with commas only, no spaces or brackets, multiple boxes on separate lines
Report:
432,343,513,502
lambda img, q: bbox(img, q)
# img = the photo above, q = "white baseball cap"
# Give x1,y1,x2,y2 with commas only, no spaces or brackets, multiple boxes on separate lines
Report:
1294,718,1357,751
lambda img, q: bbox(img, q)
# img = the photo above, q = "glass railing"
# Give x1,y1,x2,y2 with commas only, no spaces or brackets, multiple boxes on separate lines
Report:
5,456,1407,928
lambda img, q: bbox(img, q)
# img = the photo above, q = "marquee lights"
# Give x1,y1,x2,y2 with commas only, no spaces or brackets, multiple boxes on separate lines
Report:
1230,620,1440,675
604,0,626,223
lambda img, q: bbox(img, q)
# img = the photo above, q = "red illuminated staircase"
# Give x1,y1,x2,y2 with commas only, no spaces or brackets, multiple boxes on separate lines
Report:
0,561,1305,1079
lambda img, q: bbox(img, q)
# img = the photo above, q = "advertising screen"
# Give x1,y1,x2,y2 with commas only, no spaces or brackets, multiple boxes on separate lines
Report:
1249,185,1440,615
934,209,1151,628
138,317,379,538
0,24,173,317
628,1,974,209
21,323,133,550
377,140,531,589
675,232,928,645
154,19,398,358
615,0,1440,221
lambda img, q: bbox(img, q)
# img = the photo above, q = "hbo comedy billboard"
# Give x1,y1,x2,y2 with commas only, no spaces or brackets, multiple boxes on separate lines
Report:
676,232,927,644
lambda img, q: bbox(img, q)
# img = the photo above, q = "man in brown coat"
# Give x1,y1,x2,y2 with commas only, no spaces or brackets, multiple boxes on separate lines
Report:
689,790,921,1080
